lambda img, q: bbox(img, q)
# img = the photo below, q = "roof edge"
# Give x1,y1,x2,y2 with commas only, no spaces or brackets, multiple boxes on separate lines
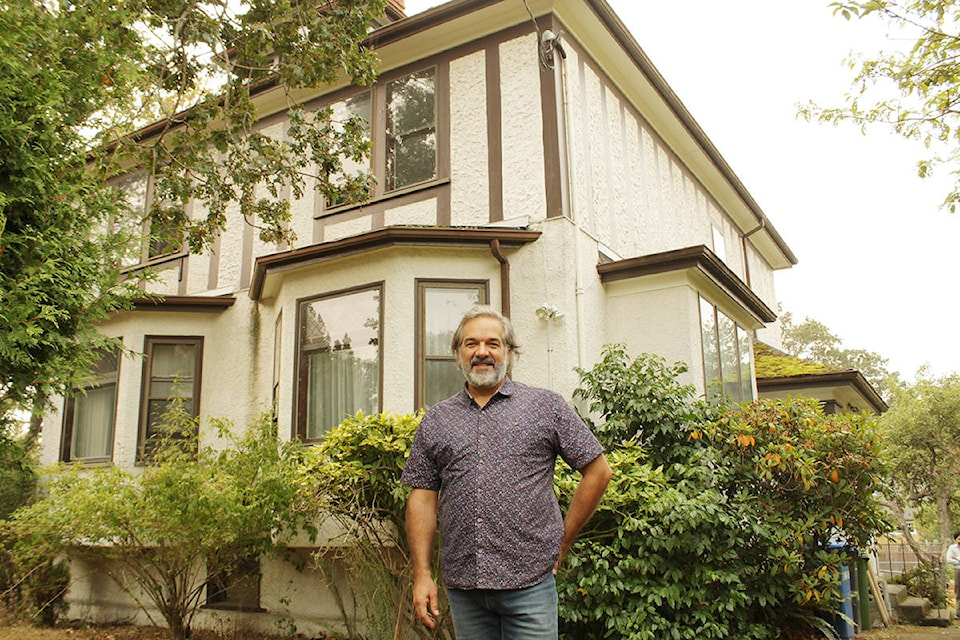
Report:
757,370,888,414
250,226,542,301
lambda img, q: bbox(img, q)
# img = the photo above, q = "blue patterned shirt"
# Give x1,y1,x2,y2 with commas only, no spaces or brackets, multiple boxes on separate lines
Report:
401,378,604,590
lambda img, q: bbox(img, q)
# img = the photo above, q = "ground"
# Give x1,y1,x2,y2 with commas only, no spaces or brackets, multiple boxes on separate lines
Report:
0,624,959,640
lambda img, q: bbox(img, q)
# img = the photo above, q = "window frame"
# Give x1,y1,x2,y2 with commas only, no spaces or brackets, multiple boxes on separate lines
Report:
698,297,754,404
294,282,384,442
137,336,204,460
320,63,446,216
205,555,263,612
60,348,121,464
114,171,188,270
414,279,488,409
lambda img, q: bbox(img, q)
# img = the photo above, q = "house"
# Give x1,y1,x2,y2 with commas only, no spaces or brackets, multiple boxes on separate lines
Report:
39,0,798,634
754,343,888,415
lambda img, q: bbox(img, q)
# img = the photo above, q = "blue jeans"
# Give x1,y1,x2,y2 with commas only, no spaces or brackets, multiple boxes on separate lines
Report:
446,574,558,640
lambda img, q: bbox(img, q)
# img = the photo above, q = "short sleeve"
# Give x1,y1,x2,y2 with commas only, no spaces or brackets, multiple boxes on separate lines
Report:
401,415,442,491
552,395,604,471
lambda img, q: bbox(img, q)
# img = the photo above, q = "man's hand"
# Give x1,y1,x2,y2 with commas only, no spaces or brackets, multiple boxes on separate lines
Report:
412,574,441,628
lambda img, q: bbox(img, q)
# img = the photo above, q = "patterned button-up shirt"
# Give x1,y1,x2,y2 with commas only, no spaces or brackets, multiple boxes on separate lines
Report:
401,378,604,590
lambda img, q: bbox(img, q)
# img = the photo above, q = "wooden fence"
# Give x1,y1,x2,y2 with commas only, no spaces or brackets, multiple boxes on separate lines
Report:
875,539,944,579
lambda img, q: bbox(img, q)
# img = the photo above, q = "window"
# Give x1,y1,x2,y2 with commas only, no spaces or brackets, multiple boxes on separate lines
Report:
297,285,382,440
328,91,373,207
699,297,754,403
61,349,120,463
416,281,487,408
206,555,261,611
386,68,437,191
272,312,283,424
114,172,185,268
139,337,203,457
711,225,726,263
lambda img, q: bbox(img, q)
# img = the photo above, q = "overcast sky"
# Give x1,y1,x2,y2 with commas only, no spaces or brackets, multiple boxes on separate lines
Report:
403,0,960,380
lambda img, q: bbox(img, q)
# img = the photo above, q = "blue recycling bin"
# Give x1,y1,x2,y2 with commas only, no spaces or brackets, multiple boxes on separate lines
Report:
817,544,856,640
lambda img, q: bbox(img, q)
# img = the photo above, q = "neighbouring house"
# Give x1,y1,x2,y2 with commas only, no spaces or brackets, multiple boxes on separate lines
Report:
39,0,799,634
754,342,888,415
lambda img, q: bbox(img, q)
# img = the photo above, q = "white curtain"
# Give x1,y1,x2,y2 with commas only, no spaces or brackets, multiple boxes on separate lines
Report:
72,385,116,459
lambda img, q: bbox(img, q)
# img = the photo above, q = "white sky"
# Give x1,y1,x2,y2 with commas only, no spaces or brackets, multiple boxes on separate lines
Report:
403,0,960,380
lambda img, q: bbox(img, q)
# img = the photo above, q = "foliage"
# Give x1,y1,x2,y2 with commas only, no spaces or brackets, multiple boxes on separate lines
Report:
0,0,387,430
889,563,949,607
881,371,960,548
305,411,454,640
557,345,890,640
779,312,895,394
6,412,317,640
573,347,721,463
805,1,960,211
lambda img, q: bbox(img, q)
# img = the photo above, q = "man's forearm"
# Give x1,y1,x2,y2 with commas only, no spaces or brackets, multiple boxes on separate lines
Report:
562,454,613,547
407,489,439,577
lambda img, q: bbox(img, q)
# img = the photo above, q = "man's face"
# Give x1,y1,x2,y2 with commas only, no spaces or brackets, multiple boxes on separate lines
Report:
457,316,510,390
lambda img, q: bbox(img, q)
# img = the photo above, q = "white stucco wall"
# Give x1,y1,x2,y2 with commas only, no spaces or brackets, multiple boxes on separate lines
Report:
450,49,491,226
500,34,546,220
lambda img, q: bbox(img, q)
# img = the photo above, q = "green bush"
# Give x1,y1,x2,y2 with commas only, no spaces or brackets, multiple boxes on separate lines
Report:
557,345,890,640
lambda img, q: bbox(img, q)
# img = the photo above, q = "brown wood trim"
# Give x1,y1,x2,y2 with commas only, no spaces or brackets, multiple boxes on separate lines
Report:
131,296,236,312
486,43,503,223
539,15,563,219
757,370,888,414
597,245,776,323
251,226,541,301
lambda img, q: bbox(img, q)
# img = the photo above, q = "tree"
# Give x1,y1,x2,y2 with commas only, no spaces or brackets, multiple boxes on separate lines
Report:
808,0,960,211
881,371,960,553
558,345,890,640
0,0,386,431
8,411,318,640
780,311,896,393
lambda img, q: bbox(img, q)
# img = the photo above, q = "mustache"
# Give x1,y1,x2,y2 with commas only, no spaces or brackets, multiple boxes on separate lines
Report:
470,356,496,366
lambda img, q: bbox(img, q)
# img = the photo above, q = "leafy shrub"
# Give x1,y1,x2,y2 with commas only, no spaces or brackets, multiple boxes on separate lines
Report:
305,411,454,640
557,344,890,640
890,564,948,607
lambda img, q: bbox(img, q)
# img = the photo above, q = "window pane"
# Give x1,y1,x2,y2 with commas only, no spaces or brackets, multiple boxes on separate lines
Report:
425,360,465,407
387,68,436,190
72,385,116,459
330,91,372,204
738,326,754,402
423,287,482,356
150,343,198,398
699,297,720,400
718,311,741,402
300,288,380,438
143,339,201,448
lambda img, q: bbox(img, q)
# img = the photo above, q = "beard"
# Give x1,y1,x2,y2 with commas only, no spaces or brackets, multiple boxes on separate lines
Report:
460,355,508,389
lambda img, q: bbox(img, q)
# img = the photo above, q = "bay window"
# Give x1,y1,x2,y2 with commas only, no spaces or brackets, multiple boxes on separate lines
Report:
699,297,754,403
297,285,382,440
139,336,203,457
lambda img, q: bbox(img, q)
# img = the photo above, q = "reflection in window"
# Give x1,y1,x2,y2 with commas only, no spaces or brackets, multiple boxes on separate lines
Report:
386,68,436,191
298,286,381,439
206,555,261,611
417,282,486,408
329,91,372,206
62,349,119,462
699,297,754,403
140,337,202,456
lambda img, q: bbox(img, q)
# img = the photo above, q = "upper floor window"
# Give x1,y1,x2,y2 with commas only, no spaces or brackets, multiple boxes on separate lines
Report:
115,172,186,268
699,297,753,403
416,280,487,408
61,349,120,463
139,336,203,458
386,68,437,191
323,66,440,210
296,285,382,440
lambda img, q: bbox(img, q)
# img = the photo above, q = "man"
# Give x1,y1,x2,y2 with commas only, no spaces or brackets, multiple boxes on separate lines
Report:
947,531,960,615
401,305,612,639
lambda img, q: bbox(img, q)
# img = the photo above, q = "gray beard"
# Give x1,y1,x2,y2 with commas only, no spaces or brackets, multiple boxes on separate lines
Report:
461,357,508,389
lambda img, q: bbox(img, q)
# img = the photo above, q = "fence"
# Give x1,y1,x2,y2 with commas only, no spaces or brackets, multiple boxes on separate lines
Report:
875,539,943,580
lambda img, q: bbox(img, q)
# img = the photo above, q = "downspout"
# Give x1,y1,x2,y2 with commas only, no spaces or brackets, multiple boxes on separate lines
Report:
740,219,765,289
490,239,510,317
